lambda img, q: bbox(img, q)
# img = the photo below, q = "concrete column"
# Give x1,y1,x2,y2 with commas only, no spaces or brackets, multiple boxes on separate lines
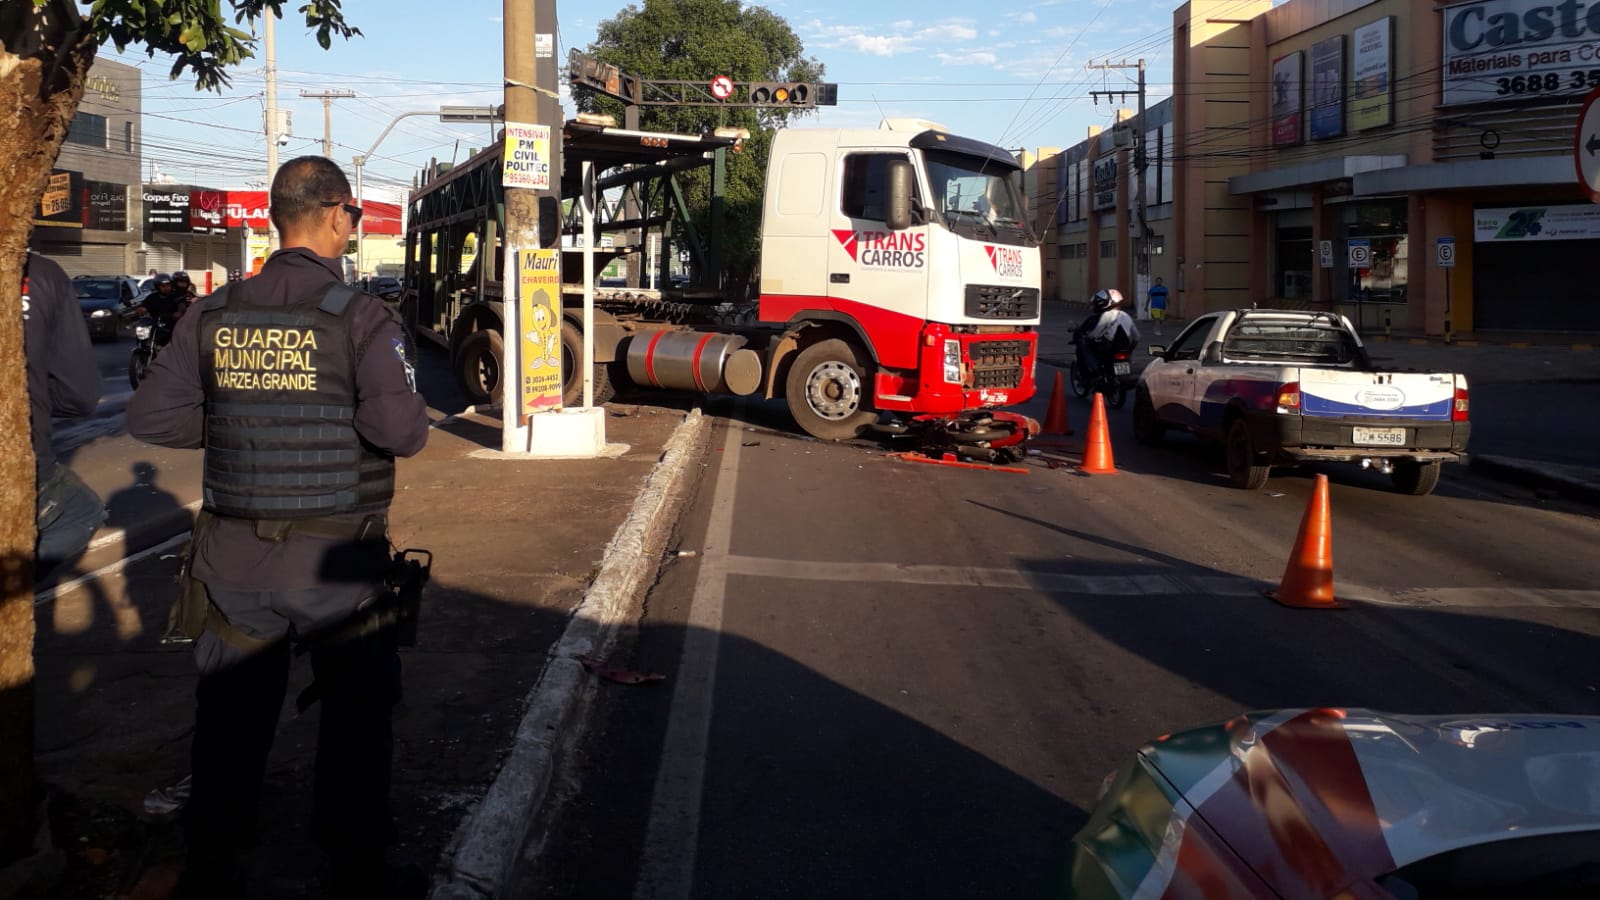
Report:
1250,207,1272,301
1117,144,1133,295
1409,194,1430,332
1086,135,1103,293
1311,187,1332,309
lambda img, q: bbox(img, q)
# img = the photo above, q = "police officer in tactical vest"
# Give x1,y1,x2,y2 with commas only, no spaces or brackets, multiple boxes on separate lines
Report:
127,156,428,897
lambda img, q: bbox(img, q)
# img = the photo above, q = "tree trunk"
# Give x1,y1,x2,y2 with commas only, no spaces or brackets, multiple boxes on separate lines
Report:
0,2,96,867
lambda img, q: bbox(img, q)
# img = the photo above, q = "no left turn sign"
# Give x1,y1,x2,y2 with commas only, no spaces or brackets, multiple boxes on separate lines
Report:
710,75,734,100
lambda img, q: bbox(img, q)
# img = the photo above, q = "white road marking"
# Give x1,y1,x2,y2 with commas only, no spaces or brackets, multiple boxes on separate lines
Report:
634,420,745,900
34,532,191,607
709,555,1600,610
719,555,1267,597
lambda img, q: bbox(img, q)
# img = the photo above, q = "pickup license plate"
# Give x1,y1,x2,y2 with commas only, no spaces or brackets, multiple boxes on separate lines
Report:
1352,426,1406,446
1112,362,1130,375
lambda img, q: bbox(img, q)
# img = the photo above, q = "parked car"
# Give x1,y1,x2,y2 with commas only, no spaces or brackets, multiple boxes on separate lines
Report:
73,275,142,341
355,276,402,303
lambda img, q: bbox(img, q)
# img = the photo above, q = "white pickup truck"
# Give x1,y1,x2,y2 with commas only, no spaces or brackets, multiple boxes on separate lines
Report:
1131,309,1470,495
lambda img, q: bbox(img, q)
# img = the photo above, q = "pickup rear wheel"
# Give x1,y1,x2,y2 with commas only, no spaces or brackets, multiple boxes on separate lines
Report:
1132,388,1164,445
1391,460,1442,496
1225,418,1271,490
786,338,876,441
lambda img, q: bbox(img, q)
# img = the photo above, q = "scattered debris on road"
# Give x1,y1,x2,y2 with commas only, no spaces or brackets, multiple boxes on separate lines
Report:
576,655,666,686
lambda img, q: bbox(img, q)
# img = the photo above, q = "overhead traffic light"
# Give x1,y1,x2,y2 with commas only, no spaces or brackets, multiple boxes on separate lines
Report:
749,82,838,107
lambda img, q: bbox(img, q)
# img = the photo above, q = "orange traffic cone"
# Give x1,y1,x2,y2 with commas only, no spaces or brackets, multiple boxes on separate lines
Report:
1266,474,1347,609
1078,393,1117,474
1041,370,1072,436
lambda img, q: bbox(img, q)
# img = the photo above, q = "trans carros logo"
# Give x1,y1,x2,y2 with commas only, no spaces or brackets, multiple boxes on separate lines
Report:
833,229,925,269
985,245,1025,279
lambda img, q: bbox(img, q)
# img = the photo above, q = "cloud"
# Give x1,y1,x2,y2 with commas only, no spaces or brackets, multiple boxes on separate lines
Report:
807,17,979,57
931,50,998,66
920,23,978,41
1015,11,1038,23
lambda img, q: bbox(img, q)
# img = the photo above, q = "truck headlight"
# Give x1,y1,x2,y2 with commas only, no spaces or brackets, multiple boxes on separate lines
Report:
943,339,962,384
90,308,112,318
134,324,153,340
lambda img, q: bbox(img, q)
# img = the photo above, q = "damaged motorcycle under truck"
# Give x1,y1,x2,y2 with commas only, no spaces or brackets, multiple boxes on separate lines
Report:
400,113,1043,461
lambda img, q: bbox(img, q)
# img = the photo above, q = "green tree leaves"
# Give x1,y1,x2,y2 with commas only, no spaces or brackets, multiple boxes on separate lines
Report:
70,0,359,90
577,0,826,282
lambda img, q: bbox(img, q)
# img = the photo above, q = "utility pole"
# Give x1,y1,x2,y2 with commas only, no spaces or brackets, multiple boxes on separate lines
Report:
1089,59,1148,317
502,0,539,453
264,13,280,253
300,88,356,156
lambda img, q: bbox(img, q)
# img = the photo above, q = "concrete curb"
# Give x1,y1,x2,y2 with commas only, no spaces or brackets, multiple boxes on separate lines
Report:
1467,453,1600,508
429,408,710,899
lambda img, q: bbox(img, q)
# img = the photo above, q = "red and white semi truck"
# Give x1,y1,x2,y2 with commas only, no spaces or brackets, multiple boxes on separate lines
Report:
402,116,1041,449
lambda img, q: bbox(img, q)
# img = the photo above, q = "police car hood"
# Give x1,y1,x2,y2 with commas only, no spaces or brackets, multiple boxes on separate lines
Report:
1065,708,1600,898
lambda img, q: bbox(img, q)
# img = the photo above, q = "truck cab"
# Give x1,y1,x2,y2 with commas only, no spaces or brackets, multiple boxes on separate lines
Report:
758,121,1041,437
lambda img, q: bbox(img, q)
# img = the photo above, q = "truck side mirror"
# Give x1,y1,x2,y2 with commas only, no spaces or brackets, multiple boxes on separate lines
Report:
1146,345,1167,358
885,159,914,231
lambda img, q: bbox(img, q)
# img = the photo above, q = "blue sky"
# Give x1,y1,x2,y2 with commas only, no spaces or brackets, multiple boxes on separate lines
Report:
106,0,1185,200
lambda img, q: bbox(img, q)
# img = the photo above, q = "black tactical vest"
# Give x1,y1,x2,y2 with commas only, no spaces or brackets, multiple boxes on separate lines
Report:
197,281,394,520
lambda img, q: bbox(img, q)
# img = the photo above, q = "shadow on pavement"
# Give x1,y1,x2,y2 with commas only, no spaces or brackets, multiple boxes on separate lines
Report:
532,618,1089,899
968,503,1600,733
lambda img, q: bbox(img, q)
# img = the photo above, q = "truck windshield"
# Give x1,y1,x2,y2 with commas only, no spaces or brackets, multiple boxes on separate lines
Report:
922,149,1032,244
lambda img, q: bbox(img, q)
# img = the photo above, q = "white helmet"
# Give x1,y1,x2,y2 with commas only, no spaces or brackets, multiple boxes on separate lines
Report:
1091,288,1123,312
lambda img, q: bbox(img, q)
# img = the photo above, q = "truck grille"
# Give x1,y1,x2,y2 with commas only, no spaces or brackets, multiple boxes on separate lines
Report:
965,285,1040,319
968,339,1028,389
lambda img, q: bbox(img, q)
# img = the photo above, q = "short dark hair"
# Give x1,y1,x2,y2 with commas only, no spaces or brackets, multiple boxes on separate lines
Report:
270,156,353,232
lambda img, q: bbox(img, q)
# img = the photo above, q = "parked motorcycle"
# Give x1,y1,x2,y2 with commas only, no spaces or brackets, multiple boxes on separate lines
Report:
1069,344,1136,410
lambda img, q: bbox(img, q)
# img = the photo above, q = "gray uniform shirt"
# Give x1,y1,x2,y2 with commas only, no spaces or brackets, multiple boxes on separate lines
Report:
128,248,429,592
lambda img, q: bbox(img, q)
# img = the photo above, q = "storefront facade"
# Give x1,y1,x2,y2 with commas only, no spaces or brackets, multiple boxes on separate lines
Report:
1030,0,1600,333
29,59,142,275
1224,0,1599,333
1030,100,1178,312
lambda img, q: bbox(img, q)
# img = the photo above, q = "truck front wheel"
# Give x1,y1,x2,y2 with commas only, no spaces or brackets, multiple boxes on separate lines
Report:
785,338,876,440
1391,460,1442,496
456,329,504,405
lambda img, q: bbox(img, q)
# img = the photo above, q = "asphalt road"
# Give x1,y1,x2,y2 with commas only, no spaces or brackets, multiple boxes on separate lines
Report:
526,386,1600,899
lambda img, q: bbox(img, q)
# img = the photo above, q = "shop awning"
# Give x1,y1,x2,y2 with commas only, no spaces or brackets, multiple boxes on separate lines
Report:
1352,155,1572,195
1227,155,1406,195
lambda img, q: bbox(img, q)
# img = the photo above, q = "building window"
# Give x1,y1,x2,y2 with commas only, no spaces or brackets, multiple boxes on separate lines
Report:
1344,199,1409,303
1100,239,1118,258
1275,225,1314,299
66,111,107,148
124,121,135,153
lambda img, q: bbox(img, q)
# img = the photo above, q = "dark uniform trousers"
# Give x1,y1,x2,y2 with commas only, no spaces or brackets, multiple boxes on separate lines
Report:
184,573,400,885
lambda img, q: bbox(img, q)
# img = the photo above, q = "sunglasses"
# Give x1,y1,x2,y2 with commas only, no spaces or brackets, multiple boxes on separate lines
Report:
321,200,364,226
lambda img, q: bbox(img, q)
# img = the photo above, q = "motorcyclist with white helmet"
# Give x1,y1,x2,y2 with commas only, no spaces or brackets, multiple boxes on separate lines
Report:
1074,288,1141,375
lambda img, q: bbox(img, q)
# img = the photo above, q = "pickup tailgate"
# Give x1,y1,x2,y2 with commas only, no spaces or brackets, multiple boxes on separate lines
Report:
1299,369,1458,420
